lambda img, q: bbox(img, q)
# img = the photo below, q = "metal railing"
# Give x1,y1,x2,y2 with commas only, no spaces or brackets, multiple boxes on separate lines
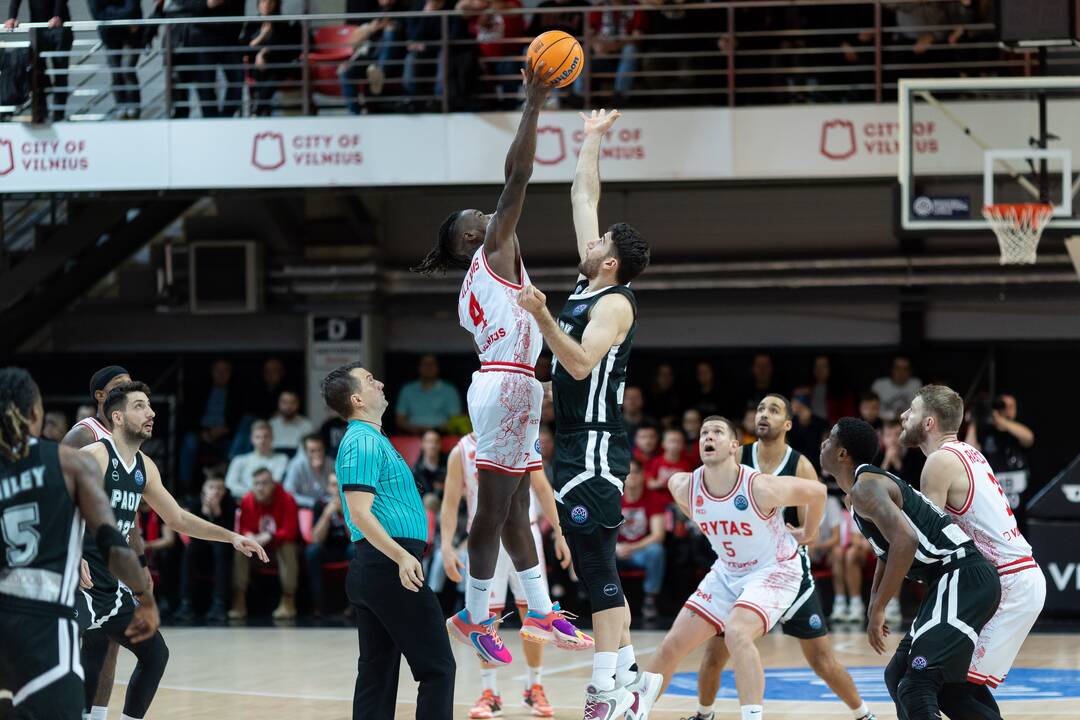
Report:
0,0,1071,121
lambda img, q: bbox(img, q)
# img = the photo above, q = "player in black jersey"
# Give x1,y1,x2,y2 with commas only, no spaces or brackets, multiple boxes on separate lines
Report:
518,109,656,718
0,367,156,720
693,395,875,720
821,418,1000,720
76,383,267,720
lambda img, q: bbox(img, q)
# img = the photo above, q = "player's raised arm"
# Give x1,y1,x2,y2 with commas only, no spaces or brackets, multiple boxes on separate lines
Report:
485,62,555,265
571,109,620,264
751,473,826,545
518,289,633,380
849,473,917,654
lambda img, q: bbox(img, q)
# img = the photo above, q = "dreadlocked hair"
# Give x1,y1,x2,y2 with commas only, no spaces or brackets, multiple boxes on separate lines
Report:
0,367,39,463
410,211,472,276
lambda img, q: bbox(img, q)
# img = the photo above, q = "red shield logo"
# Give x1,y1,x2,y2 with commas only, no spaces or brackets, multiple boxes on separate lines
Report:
252,132,286,171
820,119,856,161
534,126,566,166
0,139,14,176
695,494,704,507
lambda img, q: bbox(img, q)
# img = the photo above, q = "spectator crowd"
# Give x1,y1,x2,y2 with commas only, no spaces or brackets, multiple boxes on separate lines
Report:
3,0,1002,120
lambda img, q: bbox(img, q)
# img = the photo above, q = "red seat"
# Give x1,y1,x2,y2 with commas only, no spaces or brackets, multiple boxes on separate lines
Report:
441,435,460,454
308,25,363,96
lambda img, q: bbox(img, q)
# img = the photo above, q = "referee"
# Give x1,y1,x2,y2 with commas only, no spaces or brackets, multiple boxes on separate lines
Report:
321,362,455,720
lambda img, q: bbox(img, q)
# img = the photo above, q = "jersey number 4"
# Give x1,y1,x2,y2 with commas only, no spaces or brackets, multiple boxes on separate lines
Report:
468,293,488,329
2,502,41,567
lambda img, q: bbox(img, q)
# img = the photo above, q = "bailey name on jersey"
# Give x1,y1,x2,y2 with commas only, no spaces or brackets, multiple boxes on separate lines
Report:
0,464,46,501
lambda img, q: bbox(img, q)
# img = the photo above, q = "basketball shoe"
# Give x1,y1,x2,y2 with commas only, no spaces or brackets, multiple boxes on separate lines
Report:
447,610,513,665
520,602,594,650
522,684,554,717
469,689,502,718
583,684,633,720
624,670,664,720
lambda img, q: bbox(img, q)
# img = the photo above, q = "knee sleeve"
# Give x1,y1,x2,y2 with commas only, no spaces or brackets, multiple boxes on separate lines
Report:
120,631,169,718
80,631,111,711
570,527,624,613
897,668,944,720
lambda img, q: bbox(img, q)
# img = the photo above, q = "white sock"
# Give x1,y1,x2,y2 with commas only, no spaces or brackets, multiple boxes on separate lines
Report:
480,668,499,695
852,702,870,718
527,665,543,688
466,574,494,621
591,651,618,692
698,704,714,717
741,705,764,720
834,594,847,607
516,565,553,615
849,596,864,610
616,644,637,687
90,707,108,720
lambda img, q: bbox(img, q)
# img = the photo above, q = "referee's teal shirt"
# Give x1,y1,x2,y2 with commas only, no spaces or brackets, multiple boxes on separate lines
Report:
336,420,428,543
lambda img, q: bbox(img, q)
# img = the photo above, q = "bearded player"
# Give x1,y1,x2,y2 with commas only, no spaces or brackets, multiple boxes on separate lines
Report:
691,395,875,720
518,109,656,719
901,385,1043,718
412,61,588,664
628,416,826,720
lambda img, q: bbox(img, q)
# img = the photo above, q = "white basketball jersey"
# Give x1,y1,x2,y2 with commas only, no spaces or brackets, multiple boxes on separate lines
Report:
458,432,541,530
458,247,542,369
690,464,798,576
939,440,1035,574
73,416,111,441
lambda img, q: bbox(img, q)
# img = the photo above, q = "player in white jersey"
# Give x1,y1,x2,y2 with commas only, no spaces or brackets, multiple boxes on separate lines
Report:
627,415,827,720
901,384,1044,717
441,433,575,718
412,63,588,664
61,365,134,720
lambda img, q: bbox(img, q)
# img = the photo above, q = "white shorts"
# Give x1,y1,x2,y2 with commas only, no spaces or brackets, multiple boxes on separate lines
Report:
490,523,548,610
467,367,543,475
968,564,1046,687
684,558,803,635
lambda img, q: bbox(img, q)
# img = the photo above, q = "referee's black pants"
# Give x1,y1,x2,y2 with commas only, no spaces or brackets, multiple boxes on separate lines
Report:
347,538,455,720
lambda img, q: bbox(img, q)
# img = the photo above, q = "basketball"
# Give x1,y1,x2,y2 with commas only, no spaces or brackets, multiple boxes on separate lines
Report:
527,30,584,89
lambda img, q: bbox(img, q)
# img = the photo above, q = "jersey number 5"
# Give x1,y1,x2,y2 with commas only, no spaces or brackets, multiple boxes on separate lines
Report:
2,502,41,567
468,293,487,329
987,472,1014,517
722,540,736,558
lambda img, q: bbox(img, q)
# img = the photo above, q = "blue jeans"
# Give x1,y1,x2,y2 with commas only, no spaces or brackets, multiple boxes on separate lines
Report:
617,542,665,595
591,43,638,96
402,49,443,98
305,541,356,611
340,28,403,113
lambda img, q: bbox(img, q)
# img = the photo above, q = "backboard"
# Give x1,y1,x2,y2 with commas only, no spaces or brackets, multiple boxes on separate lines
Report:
899,76,1080,232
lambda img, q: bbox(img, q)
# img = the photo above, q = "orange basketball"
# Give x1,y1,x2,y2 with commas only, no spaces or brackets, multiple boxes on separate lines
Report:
527,30,584,89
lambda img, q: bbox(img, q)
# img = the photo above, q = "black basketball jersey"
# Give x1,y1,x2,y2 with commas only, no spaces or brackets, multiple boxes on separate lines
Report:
81,439,146,579
552,279,637,432
741,442,803,526
851,464,978,584
0,439,83,616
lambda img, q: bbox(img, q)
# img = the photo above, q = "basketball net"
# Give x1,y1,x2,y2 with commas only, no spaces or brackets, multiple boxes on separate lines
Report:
982,203,1055,265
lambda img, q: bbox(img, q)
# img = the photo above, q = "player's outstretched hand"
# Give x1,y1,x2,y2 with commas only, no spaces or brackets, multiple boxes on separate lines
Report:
442,544,465,583
233,534,270,563
517,284,547,315
397,552,424,592
126,594,161,644
79,559,94,589
521,60,556,103
580,108,620,137
866,606,889,654
785,522,817,546
553,531,572,570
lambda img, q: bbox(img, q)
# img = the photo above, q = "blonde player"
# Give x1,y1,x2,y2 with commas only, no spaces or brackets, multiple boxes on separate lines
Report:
412,61,588,664
442,433,575,718
626,415,826,720
901,385,1045,716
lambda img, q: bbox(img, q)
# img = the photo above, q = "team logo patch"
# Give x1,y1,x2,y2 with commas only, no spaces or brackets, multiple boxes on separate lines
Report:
535,439,542,454
572,303,589,317
734,495,749,511
570,505,589,524
134,469,145,488
809,614,823,630
911,656,928,671
695,494,704,507
603,584,618,597
111,457,118,469
111,470,120,483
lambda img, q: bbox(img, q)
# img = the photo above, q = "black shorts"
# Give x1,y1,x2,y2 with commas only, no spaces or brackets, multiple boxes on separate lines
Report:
554,428,630,534
779,547,828,640
894,559,1001,683
0,610,83,719
74,582,138,637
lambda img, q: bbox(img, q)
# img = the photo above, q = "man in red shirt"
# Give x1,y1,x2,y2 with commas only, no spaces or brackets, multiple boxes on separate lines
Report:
632,421,661,466
231,468,300,620
645,428,694,503
617,460,666,621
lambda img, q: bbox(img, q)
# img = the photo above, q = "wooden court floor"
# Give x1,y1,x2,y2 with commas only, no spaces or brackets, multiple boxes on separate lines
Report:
108,626,1080,719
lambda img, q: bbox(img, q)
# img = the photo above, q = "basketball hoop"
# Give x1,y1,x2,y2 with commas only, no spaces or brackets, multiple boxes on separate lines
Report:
982,203,1055,265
